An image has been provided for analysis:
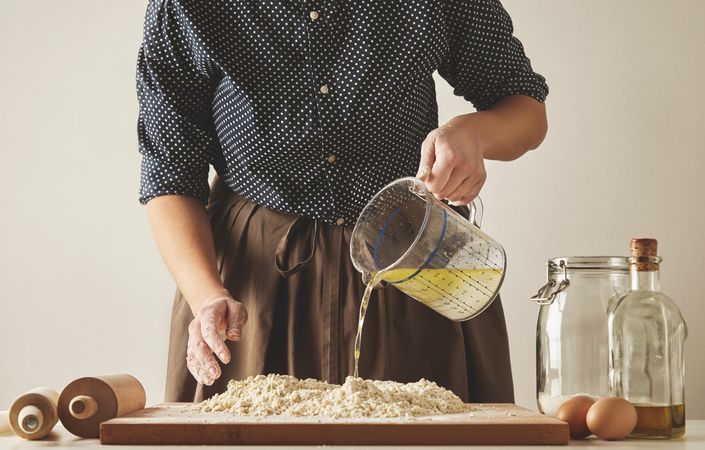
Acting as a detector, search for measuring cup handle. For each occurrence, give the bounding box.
[467,196,484,228]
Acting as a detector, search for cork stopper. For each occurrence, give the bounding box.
[630,238,659,271]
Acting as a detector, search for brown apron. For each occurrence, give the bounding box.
[165,176,514,403]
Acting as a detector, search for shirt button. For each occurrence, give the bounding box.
[310,10,319,20]
[336,217,345,226]
[319,84,329,94]
[326,154,337,163]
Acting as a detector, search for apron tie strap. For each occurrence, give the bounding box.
[275,216,319,277]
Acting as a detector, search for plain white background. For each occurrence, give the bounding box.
[1,0,703,418]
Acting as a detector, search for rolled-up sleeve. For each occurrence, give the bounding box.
[438,0,549,111]
[136,0,217,205]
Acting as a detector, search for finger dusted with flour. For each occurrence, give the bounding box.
[187,295,248,385]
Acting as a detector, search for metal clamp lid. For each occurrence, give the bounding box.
[531,260,570,305]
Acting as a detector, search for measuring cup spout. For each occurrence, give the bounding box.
[361,271,387,288]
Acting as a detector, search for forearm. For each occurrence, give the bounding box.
[146,195,227,316]
[452,95,548,162]
[417,94,548,203]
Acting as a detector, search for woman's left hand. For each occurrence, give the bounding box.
[416,113,490,206]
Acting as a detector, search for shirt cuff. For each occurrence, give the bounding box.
[138,154,210,206]
[471,72,549,111]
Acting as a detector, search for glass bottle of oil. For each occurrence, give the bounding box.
[608,238,687,438]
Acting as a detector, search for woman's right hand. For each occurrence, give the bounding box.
[187,295,248,385]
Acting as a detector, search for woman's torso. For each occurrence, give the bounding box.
[182,0,452,224]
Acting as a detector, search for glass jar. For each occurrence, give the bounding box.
[532,257,630,416]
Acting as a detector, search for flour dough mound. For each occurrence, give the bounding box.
[198,374,473,418]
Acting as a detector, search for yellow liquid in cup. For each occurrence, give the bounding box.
[353,268,502,378]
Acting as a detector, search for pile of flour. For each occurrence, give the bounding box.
[197,374,472,418]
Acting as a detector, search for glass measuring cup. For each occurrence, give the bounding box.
[350,177,506,321]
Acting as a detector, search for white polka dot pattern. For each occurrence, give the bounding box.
[136,0,548,225]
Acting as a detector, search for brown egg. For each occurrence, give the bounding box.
[586,397,637,440]
[555,396,595,439]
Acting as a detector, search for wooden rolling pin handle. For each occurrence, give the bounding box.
[69,395,98,420]
[8,387,60,440]
[18,405,44,434]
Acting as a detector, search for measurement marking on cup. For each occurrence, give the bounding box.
[384,268,503,318]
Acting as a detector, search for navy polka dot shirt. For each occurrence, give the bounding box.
[136,0,548,226]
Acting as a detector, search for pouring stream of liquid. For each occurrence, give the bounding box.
[353,272,385,378]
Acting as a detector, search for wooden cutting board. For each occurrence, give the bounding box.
[100,403,568,445]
